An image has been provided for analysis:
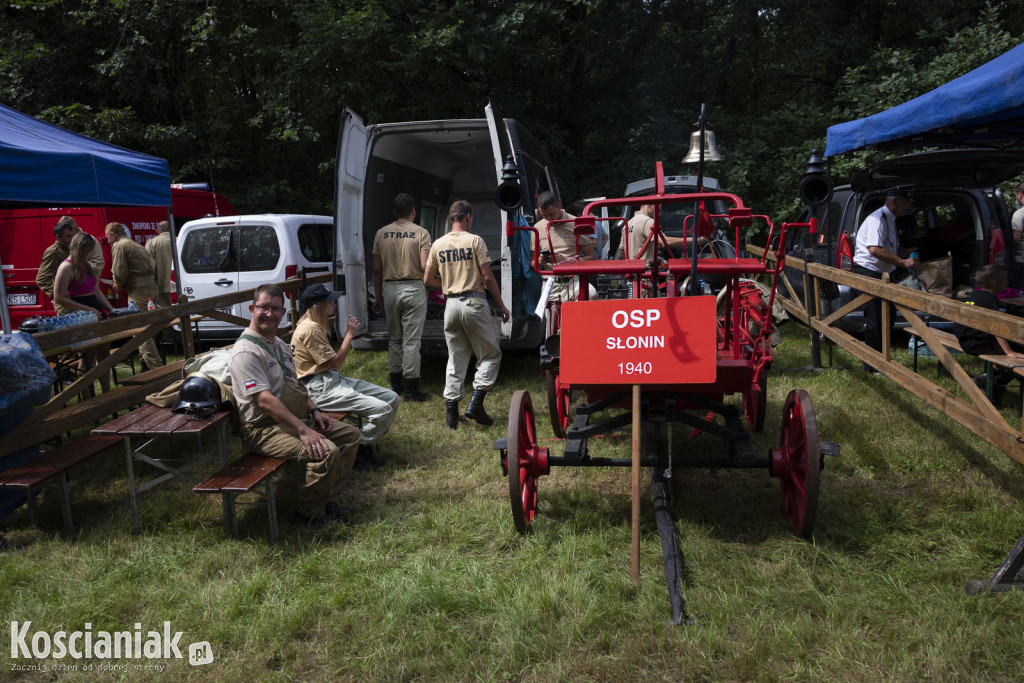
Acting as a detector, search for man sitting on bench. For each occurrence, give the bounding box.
[952,265,1024,391]
[228,284,360,529]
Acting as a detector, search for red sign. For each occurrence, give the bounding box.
[559,296,718,385]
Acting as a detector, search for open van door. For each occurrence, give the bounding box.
[335,108,369,333]
[485,101,517,339]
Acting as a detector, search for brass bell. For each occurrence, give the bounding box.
[682,129,723,163]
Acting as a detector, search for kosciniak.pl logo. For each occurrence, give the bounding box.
[10,621,213,667]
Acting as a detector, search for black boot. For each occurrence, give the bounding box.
[389,372,404,394]
[353,444,383,471]
[464,389,494,426]
[404,377,429,402]
[445,399,460,430]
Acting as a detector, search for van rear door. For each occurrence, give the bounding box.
[335,108,370,333]
[485,102,516,337]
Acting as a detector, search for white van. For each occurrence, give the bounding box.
[177,214,333,337]
[334,103,560,352]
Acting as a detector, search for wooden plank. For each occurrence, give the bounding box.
[0,379,171,457]
[221,456,287,492]
[119,359,187,386]
[92,402,163,435]
[0,435,123,488]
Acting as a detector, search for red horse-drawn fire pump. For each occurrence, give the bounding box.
[494,145,837,623]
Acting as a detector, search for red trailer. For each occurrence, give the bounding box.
[1,184,235,328]
[496,160,837,623]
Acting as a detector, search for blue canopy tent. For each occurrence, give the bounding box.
[0,102,172,332]
[825,41,1024,156]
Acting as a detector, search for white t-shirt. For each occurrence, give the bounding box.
[1012,207,1024,266]
[853,205,899,274]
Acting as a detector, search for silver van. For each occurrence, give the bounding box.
[177,214,332,337]
[333,104,559,352]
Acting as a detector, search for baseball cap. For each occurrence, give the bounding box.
[300,284,343,306]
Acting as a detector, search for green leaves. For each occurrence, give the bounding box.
[0,0,1021,215]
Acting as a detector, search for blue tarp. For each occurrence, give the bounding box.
[826,41,1024,156]
[0,102,171,206]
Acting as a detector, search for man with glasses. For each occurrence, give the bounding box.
[228,284,360,529]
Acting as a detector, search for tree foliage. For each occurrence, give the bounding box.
[1,0,1022,220]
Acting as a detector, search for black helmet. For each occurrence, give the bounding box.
[172,373,221,416]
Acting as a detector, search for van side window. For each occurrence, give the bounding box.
[181,227,235,273]
[297,223,333,262]
[239,225,281,272]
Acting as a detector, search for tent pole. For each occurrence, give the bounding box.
[167,208,195,357]
[0,232,12,333]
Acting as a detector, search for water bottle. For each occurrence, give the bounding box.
[127,300,139,313]
[147,298,156,311]
[909,250,918,275]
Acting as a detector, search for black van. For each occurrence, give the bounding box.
[333,104,558,351]
[786,149,1024,332]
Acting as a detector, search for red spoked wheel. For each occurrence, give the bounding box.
[545,370,571,438]
[770,389,820,538]
[743,371,767,432]
[507,390,549,533]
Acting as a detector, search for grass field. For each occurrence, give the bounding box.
[2,322,1023,681]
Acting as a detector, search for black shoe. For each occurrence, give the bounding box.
[355,444,384,471]
[293,511,332,529]
[445,399,460,430]
[403,378,429,402]
[464,389,494,426]
[389,372,404,394]
[324,502,353,520]
[973,373,988,390]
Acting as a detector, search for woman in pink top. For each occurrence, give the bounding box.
[54,232,115,391]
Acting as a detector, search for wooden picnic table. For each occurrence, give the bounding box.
[93,403,233,535]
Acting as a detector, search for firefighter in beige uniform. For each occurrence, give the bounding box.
[372,193,432,401]
[424,200,510,429]
[105,221,164,370]
[532,190,596,302]
[229,284,360,528]
[145,221,174,308]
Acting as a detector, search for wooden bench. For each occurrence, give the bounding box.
[194,452,288,542]
[978,354,1024,408]
[190,411,353,541]
[906,327,963,375]
[0,434,123,532]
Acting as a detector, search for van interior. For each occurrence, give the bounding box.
[858,191,981,291]
[363,125,503,267]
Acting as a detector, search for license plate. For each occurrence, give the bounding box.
[6,293,37,306]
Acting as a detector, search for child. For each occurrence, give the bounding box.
[952,264,1024,389]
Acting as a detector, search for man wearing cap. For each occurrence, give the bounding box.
[229,283,360,528]
[106,221,164,370]
[293,283,399,471]
[424,200,510,429]
[852,189,917,369]
[36,216,105,314]
[372,193,432,402]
